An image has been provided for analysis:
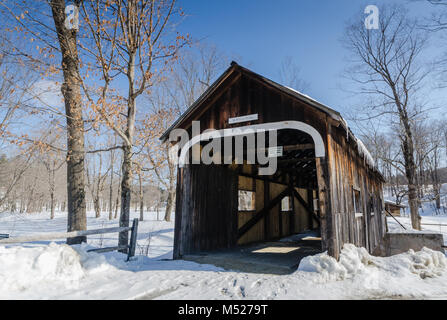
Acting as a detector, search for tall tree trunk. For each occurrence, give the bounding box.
[119,145,132,252]
[402,122,421,230]
[164,159,176,222]
[50,192,55,220]
[94,197,101,218]
[49,166,56,220]
[433,151,441,211]
[114,166,121,219]
[139,173,144,221]
[118,50,136,252]
[50,0,87,244]
[164,189,175,222]
[435,186,441,211]
[114,194,120,219]
[109,152,114,220]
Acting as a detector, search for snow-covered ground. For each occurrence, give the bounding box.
[385,183,447,217]
[1,210,447,300]
[385,183,447,246]
[0,210,173,259]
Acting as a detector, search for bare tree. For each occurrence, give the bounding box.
[48,0,88,243]
[165,43,227,111]
[108,144,120,220]
[140,104,177,222]
[0,150,37,210]
[76,0,186,251]
[142,44,225,221]
[424,120,446,212]
[39,133,65,219]
[86,152,110,218]
[278,56,309,92]
[424,1,447,32]
[1,0,89,241]
[344,5,430,229]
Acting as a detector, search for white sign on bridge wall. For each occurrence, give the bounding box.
[268,146,283,158]
[228,114,258,124]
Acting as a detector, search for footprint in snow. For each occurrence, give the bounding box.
[220,288,230,296]
[236,286,246,298]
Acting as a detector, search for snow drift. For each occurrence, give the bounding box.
[0,243,114,293]
[1,241,446,299]
[298,244,447,282]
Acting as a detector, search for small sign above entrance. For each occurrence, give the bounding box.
[228,114,258,124]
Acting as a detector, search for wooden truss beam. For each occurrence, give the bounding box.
[237,187,291,239]
[278,157,316,165]
[292,188,320,226]
[283,143,315,152]
[249,143,314,153]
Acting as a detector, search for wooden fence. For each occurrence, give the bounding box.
[0,219,139,261]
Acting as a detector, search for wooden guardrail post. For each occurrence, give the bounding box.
[127,218,139,261]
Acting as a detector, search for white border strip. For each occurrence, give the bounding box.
[178,120,326,168]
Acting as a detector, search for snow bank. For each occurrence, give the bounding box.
[1,240,447,300]
[298,244,447,282]
[298,244,375,281]
[0,243,115,293]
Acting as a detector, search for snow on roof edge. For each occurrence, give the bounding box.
[285,86,379,174]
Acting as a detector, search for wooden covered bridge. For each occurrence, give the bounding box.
[161,62,386,261]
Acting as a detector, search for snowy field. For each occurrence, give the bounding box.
[1,210,447,300]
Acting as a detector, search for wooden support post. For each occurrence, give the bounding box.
[307,189,315,230]
[264,180,270,240]
[279,202,283,238]
[173,167,185,259]
[316,156,335,259]
[289,187,295,235]
[127,218,139,261]
[292,188,320,225]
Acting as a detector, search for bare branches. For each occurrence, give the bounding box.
[344,4,431,229]
[278,56,309,93]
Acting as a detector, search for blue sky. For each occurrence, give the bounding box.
[177,0,445,131]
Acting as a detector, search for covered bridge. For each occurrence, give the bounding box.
[161,62,386,260]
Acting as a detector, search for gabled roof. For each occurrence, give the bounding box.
[160,62,383,179]
[160,61,347,142]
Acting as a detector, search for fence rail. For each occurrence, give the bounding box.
[0,219,139,261]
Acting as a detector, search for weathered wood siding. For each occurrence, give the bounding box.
[173,165,238,258]
[326,125,386,257]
